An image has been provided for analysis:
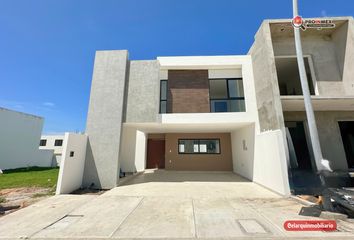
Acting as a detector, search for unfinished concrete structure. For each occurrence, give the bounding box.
[249,17,354,172]
[77,16,354,194]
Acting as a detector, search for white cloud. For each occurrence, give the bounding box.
[42,102,55,107]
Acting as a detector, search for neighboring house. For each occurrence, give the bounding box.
[0,107,54,170]
[57,16,354,195]
[248,17,354,191]
[39,135,65,166]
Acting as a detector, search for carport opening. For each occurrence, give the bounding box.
[147,132,234,172]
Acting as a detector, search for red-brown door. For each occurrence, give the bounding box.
[147,139,165,169]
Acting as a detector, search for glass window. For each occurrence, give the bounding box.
[54,139,63,146]
[209,80,228,99]
[159,80,168,113]
[209,78,245,112]
[230,99,245,112]
[199,140,220,153]
[160,101,167,114]
[160,80,167,100]
[39,139,47,146]
[228,79,244,98]
[210,100,228,112]
[178,139,220,154]
[178,140,199,153]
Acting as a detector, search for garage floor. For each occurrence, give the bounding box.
[0,170,354,239]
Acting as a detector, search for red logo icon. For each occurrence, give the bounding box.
[292,15,305,30]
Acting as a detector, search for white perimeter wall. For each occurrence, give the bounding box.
[231,126,290,195]
[56,133,88,194]
[253,130,290,195]
[0,108,53,170]
[231,124,255,180]
[119,126,146,173]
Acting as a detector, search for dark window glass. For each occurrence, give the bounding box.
[178,139,220,154]
[160,101,167,114]
[54,139,63,146]
[39,139,47,146]
[209,78,245,112]
[159,80,167,113]
[199,140,220,153]
[160,80,167,100]
[209,80,228,99]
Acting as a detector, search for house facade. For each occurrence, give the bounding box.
[40,135,65,166]
[79,16,354,195]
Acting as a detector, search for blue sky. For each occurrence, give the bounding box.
[0,0,353,134]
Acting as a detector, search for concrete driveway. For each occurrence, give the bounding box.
[1,170,354,239]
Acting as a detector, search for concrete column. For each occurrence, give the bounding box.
[83,50,129,189]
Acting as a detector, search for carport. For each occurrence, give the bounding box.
[111,170,278,198]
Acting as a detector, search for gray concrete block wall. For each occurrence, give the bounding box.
[283,111,354,171]
[342,17,354,95]
[248,21,285,132]
[83,50,129,189]
[270,18,354,96]
[125,60,160,123]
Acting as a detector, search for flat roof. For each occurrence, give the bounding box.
[0,107,43,119]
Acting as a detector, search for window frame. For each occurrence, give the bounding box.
[39,139,47,146]
[54,139,63,147]
[209,78,245,112]
[159,80,168,113]
[178,138,221,154]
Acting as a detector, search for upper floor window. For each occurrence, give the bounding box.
[39,139,47,146]
[54,139,63,146]
[159,80,167,113]
[209,78,245,112]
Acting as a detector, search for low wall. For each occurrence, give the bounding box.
[119,127,146,173]
[231,124,255,180]
[56,133,88,194]
[253,129,290,195]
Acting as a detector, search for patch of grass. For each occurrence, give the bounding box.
[0,167,59,190]
[0,196,6,203]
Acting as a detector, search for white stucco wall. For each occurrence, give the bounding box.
[231,124,255,180]
[56,133,88,194]
[0,107,53,170]
[253,130,291,195]
[39,135,64,153]
[135,130,147,171]
[119,126,146,173]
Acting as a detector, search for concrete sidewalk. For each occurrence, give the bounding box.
[0,171,354,239]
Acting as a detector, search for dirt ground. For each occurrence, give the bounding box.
[0,187,106,217]
[0,187,53,216]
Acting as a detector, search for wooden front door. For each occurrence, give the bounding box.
[147,139,165,169]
